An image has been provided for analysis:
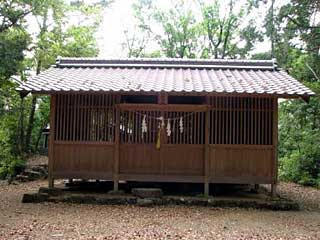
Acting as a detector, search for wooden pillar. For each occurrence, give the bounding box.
[113,104,120,191]
[48,94,56,189]
[271,97,278,196]
[158,93,167,173]
[158,92,168,105]
[68,179,74,185]
[204,103,210,197]
[271,183,277,196]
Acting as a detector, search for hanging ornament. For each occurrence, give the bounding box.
[179,117,184,133]
[158,116,165,128]
[156,127,161,150]
[166,118,171,137]
[141,114,147,137]
[172,119,176,133]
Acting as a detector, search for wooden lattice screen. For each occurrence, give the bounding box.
[208,96,274,145]
[120,110,160,144]
[54,94,118,142]
[54,94,273,145]
[119,110,205,144]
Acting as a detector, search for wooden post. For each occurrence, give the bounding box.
[48,94,56,189]
[271,183,277,196]
[271,97,278,196]
[113,104,120,191]
[68,179,74,185]
[204,103,210,197]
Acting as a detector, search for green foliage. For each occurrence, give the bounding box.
[0,28,30,85]
[253,0,320,187]
[128,0,263,59]
[278,90,320,187]
[1,0,319,187]
[122,0,154,57]
[154,1,199,58]
[0,106,25,179]
[0,155,25,180]
[199,0,262,58]
[0,0,106,179]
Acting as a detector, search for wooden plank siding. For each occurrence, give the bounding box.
[48,94,56,188]
[50,93,277,185]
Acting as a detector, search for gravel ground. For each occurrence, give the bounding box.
[25,155,48,167]
[0,181,319,240]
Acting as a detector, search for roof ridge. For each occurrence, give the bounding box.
[55,57,277,70]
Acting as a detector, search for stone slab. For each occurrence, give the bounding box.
[22,188,299,210]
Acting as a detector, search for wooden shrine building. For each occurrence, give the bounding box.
[18,58,314,195]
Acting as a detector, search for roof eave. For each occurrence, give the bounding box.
[21,89,316,100]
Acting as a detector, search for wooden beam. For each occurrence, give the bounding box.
[48,94,56,188]
[27,90,313,100]
[158,92,168,104]
[118,103,208,112]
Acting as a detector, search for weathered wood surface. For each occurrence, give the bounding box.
[50,93,277,186]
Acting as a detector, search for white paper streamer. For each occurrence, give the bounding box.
[179,117,183,133]
[142,114,147,134]
[166,118,171,137]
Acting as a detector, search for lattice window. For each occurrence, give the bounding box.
[119,110,205,144]
[209,96,274,145]
[54,94,118,142]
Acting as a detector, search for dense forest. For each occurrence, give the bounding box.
[0,0,319,187]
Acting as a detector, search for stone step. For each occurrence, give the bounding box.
[15,167,48,182]
[132,188,163,199]
[30,165,48,174]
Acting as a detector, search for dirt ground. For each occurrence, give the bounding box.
[0,180,319,240]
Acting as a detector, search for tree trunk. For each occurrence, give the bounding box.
[25,95,37,152]
[24,57,42,152]
[270,0,275,58]
[34,127,43,152]
[24,9,49,153]
[35,122,48,152]
[18,94,25,154]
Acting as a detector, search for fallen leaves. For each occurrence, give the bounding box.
[0,180,319,240]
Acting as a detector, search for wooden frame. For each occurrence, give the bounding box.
[48,93,279,196]
[48,94,56,188]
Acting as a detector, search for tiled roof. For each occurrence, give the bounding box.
[18,57,315,97]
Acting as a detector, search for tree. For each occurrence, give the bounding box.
[128,0,262,59]
[199,0,262,59]
[0,0,36,33]
[154,1,199,58]
[122,0,154,57]
[23,0,106,153]
[0,1,35,159]
[261,0,320,187]
[0,0,110,178]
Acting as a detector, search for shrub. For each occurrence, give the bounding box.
[0,155,25,180]
[278,95,320,188]
[0,126,25,180]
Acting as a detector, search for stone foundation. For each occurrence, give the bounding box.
[22,187,299,211]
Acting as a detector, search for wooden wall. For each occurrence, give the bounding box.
[49,93,277,185]
[53,142,114,179]
[209,145,273,183]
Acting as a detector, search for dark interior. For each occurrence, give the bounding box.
[168,96,206,104]
[120,95,158,104]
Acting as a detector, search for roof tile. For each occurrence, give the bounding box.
[17,58,315,97]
